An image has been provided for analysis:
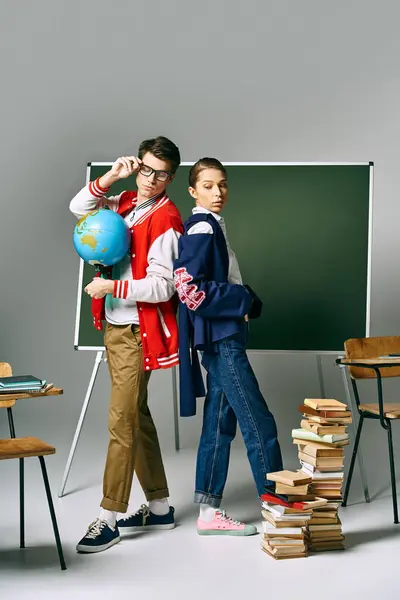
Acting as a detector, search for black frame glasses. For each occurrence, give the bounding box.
[139,164,171,182]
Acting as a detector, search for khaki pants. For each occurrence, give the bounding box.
[101,323,169,513]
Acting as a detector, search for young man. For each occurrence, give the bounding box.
[174,157,283,535]
[70,136,183,553]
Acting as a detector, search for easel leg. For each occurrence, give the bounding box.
[340,365,370,503]
[58,351,104,497]
[316,355,326,398]
[172,366,180,451]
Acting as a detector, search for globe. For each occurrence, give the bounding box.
[73,208,131,267]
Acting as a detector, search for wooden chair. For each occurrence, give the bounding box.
[0,437,66,569]
[340,336,400,524]
[0,362,66,569]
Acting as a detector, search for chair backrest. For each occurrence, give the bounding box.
[345,336,400,379]
[0,363,12,377]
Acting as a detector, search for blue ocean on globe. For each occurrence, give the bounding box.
[73,208,131,267]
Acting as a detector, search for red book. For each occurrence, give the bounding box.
[261,492,305,510]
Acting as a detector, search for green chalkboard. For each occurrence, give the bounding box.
[74,163,371,352]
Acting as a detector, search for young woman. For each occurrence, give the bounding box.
[174,158,283,535]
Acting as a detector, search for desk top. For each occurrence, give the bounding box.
[337,357,400,367]
[0,387,63,408]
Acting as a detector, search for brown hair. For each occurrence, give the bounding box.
[138,136,181,174]
[189,157,227,188]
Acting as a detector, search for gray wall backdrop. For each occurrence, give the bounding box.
[1,0,399,500]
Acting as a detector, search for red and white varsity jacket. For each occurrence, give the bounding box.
[70,178,184,371]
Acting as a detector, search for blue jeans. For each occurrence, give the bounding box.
[194,326,283,508]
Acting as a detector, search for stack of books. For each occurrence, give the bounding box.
[292,398,351,552]
[260,470,328,560]
[0,375,50,394]
[304,500,343,552]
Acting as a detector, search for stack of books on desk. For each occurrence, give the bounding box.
[292,398,351,552]
[0,375,49,394]
[260,470,324,560]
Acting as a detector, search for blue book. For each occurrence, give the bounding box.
[0,375,46,389]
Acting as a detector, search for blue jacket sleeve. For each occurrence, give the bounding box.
[174,232,252,319]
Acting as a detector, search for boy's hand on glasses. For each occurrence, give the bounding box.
[111,156,143,180]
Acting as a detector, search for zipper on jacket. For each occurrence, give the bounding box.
[157,307,171,338]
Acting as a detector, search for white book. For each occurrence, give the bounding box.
[262,522,305,535]
[300,460,316,472]
[262,504,286,517]
[262,511,312,522]
[262,501,311,515]
[262,502,314,518]
[300,460,344,474]
[300,466,344,480]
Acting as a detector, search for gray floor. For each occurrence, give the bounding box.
[1,444,400,600]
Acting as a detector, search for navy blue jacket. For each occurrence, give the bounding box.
[173,213,252,417]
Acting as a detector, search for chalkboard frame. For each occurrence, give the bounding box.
[73,162,373,354]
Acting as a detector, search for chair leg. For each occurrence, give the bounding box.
[386,420,399,524]
[38,456,67,570]
[342,413,365,507]
[7,407,25,547]
[20,458,25,548]
[7,407,16,437]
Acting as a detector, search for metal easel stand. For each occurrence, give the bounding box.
[315,355,370,503]
[58,352,181,498]
[58,351,105,497]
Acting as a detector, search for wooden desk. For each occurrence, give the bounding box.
[0,388,63,408]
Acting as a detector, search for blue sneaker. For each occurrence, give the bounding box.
[76,518,120,553]
[117,504,175,533]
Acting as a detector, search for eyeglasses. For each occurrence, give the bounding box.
[139,164,171,182]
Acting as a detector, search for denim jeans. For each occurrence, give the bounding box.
[194,325,283,507]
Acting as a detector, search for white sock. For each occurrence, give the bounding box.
[99,508,117,527]
[199,504,217,522]
[149,498,170,516]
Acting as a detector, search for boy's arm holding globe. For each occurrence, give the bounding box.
[70,156,181,301]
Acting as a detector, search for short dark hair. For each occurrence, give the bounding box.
[138,136,181,174]
[189,157,227,188]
